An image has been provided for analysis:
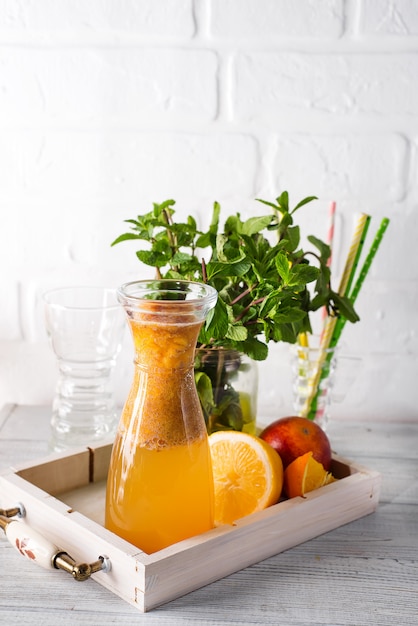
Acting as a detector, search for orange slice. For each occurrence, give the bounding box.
[208,431,283,526]
[283,451,337,498]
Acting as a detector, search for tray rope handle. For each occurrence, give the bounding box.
[0,503,111,581]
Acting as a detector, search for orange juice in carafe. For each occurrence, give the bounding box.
[105,280,217,554]
[106,433,213,553]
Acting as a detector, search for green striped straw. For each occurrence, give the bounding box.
[329,217,390,350]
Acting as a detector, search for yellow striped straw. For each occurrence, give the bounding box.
[337,213,370,302]
[319,316,337,353]
[296,331,310,370]
[298,332,308,347]
[320,212,369,354]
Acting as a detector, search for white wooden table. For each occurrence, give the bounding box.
[0,403,417,625]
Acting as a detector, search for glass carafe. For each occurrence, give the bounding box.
[105,279,218,554]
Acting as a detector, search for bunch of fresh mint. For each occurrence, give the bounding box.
[112,192,359,361]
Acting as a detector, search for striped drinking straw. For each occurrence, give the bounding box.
[321,201,337,328]
[326,201,336,267]
[335,213,371,301]
[329,217,390,350]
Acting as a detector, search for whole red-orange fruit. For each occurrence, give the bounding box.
[259,416,332,470]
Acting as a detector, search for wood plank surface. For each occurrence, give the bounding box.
[0,404,417,625]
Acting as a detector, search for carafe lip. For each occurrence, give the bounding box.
[118,279,218,309]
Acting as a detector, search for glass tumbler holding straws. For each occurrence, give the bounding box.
[44,286,125,451]
[290,337,338,431]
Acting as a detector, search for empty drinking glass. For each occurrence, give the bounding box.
[43,286,125,451]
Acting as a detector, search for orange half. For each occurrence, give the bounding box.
[209,431,283,526]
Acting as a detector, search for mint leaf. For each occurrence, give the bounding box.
[241,215,273,236]
[332,292,360,323]
[276,191,289,213]
[291,196,318,213]
[226,324,248,341]
[308,234,331,262]
[288,264,319,287]
[275,252,290,283]
[200,298,229,343]
[171,251,193,265]
[194,371,214,417]
[136,249,169,267]
[206,259,251,280]
[240,337,268,361]
[111,232,141,246]
[286,225,300,251]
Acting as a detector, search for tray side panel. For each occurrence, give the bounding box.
[89,443,113,482]
[11,440,114,495]
[15,452,91,495]
[141,469,381,611]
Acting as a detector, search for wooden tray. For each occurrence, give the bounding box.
[0,442,381,612]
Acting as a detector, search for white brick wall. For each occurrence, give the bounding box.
[233,53,418,118]
[0,0,417,424]
[0,49,218,122]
